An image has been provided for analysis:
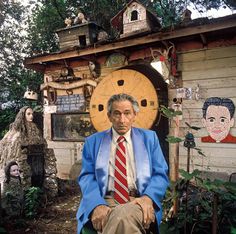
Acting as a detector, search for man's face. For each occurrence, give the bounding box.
[108,100,136,135]
[202,105,234,142]
[25,108,34,122]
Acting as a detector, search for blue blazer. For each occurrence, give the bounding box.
[76,127,169,234]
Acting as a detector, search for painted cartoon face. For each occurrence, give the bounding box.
[25,108,34,122]
[202,105,234,142]
[10,165,20,177]
[108,100,136,135]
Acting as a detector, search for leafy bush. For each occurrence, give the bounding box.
[161,170,236,234]
[24,187,43,219]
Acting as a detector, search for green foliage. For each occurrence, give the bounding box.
[0,226,7,233]
[0,1,43,137]
[4,191,24,217]
[24,187,43,219]
[161,170,236,234]
[187,0,236,12]
[160,105,182,119]
[231,227,236,234]
[75,0,128,34]
[166,135,183,143]
[12,218,27,229]
[151,0,236,28]
[0,1,26,102]
[26,0,66,54]
[152,0,183,27]
[0,108,16,139]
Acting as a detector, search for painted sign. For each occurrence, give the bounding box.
[201,97,236,143]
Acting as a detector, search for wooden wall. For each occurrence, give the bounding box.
[42,43,236,181]
[169,45,236,181]
[43,61,124,179]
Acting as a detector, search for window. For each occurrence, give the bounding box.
[131,10,138,21]
[52,113,96,141]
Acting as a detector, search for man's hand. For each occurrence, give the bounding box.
[131,195,155,229]
[91,205,111,232]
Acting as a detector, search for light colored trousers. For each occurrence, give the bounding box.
[101,197,146,234]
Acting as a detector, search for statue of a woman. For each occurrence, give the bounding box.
[2,161,24,217]
[0,106,58,198]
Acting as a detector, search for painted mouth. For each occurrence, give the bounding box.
[212,130,222,134]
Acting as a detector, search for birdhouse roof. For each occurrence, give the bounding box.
[110,0,160,32]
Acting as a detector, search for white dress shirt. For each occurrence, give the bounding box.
[107,128,137,192]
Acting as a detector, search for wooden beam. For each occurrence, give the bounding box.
[200,33,207,46]
[40,79,97,90]
[24,15,236,66]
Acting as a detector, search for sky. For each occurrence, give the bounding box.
[189,3,236,19]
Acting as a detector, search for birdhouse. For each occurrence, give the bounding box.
[23,88,38,100]
[111,0,161,38]
[56,22,103,51]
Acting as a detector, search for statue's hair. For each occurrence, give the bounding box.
[10,106,32,135]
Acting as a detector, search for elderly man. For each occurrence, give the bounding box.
[77,93,169,234]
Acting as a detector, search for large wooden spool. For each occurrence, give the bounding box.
[90,69,158,131]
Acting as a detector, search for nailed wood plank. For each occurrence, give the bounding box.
[201,87,236,98]
[183,77,236,89]
[169,87,236,101]
[179,98,236,109]
[178,45,236,62]
[179,56,236,72]
[181,66,236,80]
[179,144,236,157]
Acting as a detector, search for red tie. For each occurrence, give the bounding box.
[114,136,129,204]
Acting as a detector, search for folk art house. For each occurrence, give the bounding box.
[24,0,236,183]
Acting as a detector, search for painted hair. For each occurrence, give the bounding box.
[202,97,235,119]
[107,93,139,114]
[10,106,33,134]
[4,161,21,184]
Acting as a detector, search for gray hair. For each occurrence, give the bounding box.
[107,93,139,114]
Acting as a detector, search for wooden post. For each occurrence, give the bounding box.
[187,147,190,173]
[212,194,218,234]
[184,147,191,234]
[173,117,180,215]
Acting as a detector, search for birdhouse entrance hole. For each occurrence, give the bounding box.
[79,35,86,47]
[131,11,138,21]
